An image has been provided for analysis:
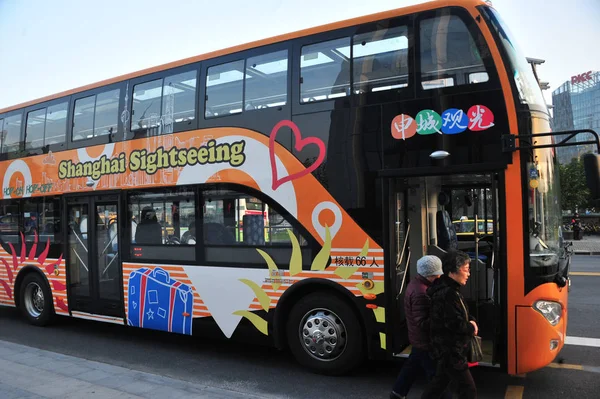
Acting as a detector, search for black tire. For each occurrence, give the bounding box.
[19,272,55,326]
[286,291,364,375]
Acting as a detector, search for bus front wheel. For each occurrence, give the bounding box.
[19,273,54,326]
[286,291,364,375]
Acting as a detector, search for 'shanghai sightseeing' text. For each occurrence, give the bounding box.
[58,139,247,180]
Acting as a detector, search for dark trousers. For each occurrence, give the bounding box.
[391,347,451,399]
[421,360,477,399]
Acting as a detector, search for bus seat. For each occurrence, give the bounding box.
[135,207,162,244]
[461,257,493,301]
[181,221,196,244]
[243,215,265,245]
[204,222,236,245]
[436,192,458,251]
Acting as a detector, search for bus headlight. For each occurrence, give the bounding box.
[533,300,562,326]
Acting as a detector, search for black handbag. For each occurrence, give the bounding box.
[459,297,483,363]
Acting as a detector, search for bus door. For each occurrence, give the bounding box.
[385,177,411,355]
[66,194,122,317]
[386,172,503,365]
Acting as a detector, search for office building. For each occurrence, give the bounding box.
[551,70,600,164]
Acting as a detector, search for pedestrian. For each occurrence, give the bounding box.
[421,250,478,399]
[390,255,451,399]
[573,213,583,240]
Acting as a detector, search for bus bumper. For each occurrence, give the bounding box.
[515,291,568,374]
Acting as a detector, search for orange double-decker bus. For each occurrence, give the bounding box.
[1,0,599,376]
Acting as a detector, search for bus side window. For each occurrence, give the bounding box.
[300,37,351,103]
[352,24,409,94]
[132,70,197,137]
[205,60,244,118]
[244,50,288,111]
[1,113,22,155]
[419,14,489,89]
[25,101,68,151]
[73,89,120,141]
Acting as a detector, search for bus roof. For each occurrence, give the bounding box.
[0,0,491,115]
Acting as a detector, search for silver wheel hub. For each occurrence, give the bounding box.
[299,308,347,361]
[24,282,44,318]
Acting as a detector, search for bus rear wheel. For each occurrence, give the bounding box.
[286,292,364,375]
[19,273,54,326]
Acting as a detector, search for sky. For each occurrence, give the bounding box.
[0,0,598,110]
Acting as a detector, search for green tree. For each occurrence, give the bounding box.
[559,158,592,212]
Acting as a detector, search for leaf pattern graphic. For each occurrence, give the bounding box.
[311,225,331,271]
[287,229,302,276]
[239,278,271,311]
[359,238,369,257]
[334,265,357,279]
[233,310,268,336]
[256,249,281,291]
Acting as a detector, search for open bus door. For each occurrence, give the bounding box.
[385,178,411,355]
[385,171,504,367]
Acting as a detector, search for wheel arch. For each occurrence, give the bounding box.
[272,278,378,356]
[14,265,53,310]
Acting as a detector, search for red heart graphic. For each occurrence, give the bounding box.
[269,120,326,191]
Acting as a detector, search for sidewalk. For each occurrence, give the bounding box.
[0,340,266,399]
[569,235,600,255]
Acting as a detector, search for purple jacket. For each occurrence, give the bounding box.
[404,274,433,351]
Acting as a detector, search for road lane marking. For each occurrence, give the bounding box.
[570,271,600,276]
[566,336,600,347]
[504,385,524,399]
[548,363,600,374]
[547,362,583,370]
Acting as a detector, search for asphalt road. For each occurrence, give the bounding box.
[0,255,599,398]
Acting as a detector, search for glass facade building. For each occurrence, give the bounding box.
[551,71,600,164]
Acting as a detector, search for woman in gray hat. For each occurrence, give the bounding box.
[390,255,450,399]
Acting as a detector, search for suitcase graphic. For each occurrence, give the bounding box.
[127,267,193,335]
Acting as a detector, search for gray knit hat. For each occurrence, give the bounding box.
[417,255,443,277]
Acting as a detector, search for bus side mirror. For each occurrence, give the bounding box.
[583,153,600,202]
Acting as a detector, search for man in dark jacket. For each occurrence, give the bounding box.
[422,250,478,399]
[390,255,450,399]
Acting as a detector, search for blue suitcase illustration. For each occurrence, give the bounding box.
[127,267,193,335]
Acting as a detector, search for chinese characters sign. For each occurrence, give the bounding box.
[390,105,495,140]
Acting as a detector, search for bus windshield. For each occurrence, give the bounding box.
[481,7,546,109]
[527,150,563,267]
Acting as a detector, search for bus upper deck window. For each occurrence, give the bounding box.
[25,102,68,150]
[73,89,120,141]
[45,102,68,145]
[132,80,162,132]
[245,50,288,111]
[26,108,46,150]
[1,113,22,154]
[419,14,489,89]
[132,71,197,134]
[205,60,244,118]
[300,37,350,103]
[163,70,197,126]
[352,25,409,94]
